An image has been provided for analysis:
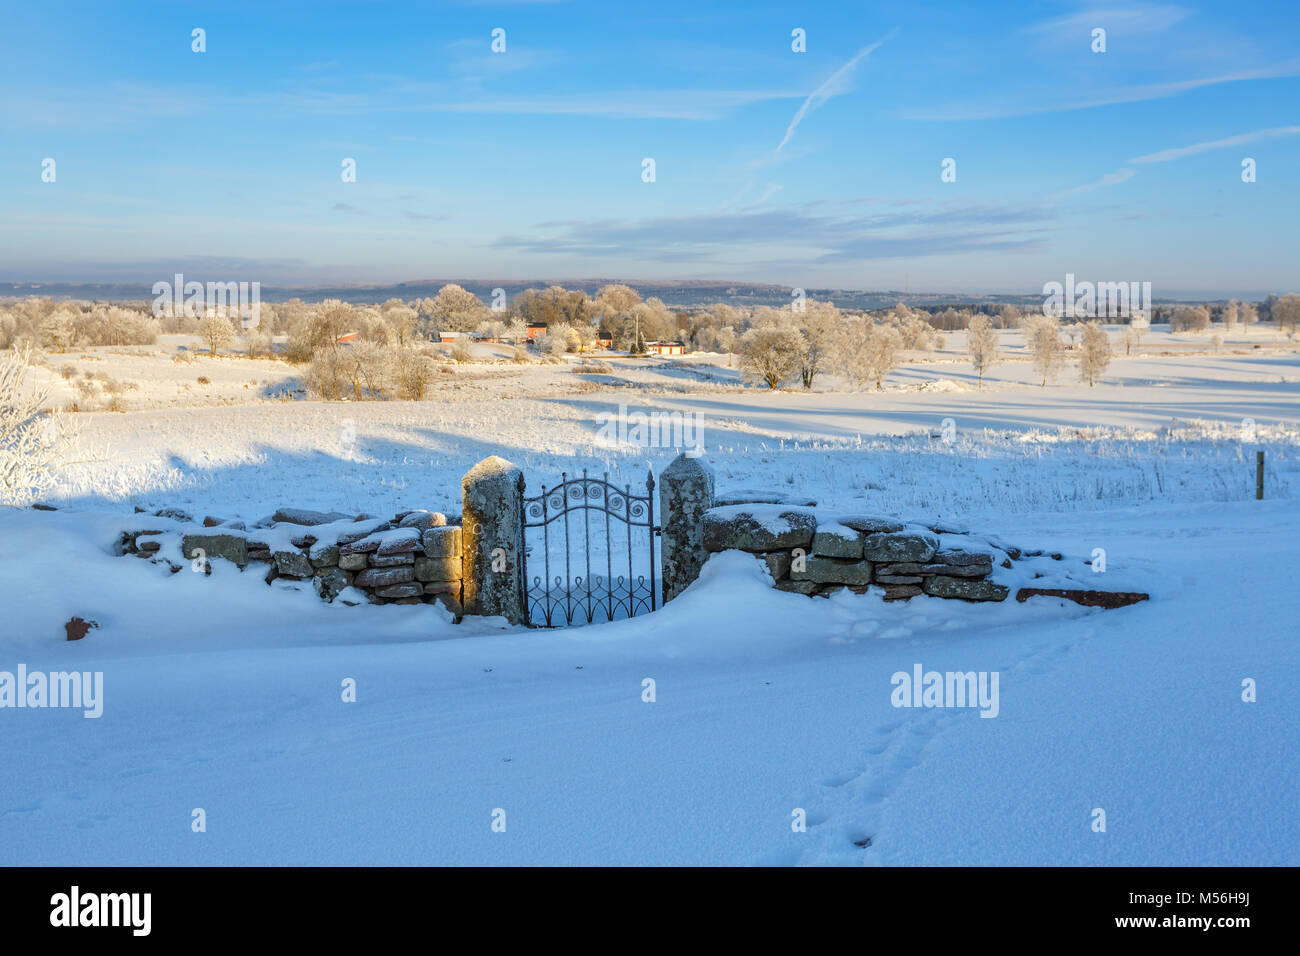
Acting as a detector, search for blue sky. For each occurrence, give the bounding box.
[1,0,1297,295]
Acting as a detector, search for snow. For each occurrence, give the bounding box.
[2,336,1298,865]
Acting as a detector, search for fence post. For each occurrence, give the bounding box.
[659,453,715,603]
[1256,449,1265,500]
[462,456,524,624]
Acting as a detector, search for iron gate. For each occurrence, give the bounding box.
[517,469,657,627]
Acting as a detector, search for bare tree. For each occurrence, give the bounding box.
[739,325,806,389]
[1078,321,1112,386]
[966,314,999,387]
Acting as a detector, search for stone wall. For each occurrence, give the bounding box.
[698,503,1011,602]
[119,506,465,616]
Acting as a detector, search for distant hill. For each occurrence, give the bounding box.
[0,278,1218,310]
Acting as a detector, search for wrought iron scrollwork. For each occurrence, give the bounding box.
[518,468,657,627]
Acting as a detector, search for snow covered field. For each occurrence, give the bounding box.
[3,335,1298,865]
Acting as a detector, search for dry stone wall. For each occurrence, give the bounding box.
[699,504,1011,602]
[118,507,465,616]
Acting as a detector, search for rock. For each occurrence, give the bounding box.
[774,579,820,594]
[180,533,248,568]
[341,527,421,556]
[263,565,278,586]
[398,510,447,531]
[313,567,352,602]
[430,593,464,618]
[1014,588,1148,609]
[791,556,872,586]
[273,550,314,579]
[875,574,923,585]
[272,508,351,526]
[881,584,923,601]
[920,564,988,578]
[338,552,368,571]
[837,515,905,534]
[32,502,57,511]
[370,553,415,567]
[414,556,462,582]
[713,489,817,507]
[862,530,939,564]
[290,533,318,549]
[923,576,1009,602]
[376,583,424,599]
[65,617,99,641]
[758,552,791,581]
[337,523,391,545]
[700,505,817,553]
[154,507,192,522]
[354,566,415,588]
[376,529,422,555]
[812,522,863,559]
[422,526,462,558]
[659,453,716,603]
[309,544,339,569]
[202,516,226,527]
[423,581,461,595]
[246,547,271,562]
[136,538,162,553]
[931,549,994,568]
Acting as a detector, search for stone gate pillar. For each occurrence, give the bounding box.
[659,453,715,603]
[461,455,524,624]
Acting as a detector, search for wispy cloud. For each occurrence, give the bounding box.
[494,199,1050,263]
[774,29,899,152]
[904,60,1300,122]
[1128,125,1300,163]
[1049,167,1137,202]
[1023,3,1189,37]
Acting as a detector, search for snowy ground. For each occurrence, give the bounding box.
[2,333,1298,865]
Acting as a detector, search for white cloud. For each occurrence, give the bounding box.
[1128,125,1300,163]
[774,29,899,152]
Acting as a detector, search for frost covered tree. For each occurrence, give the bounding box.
[1026,314,1065,386]
[832,318,902,391]
[1273,294,1300,336]
[797,300,840,389]
[1078,321,1112,386]
[431,284,489,333]
[1,348,76,507]
[739,325,806,389]
[966,314,999,387]
[197,314,236,356]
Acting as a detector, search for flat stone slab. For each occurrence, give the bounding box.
[836,515,905,534]
[354,566,415,588]
[862,530,939,564]
[812,522,864,559]
[1015,588,1149,609]
[701,505,817,553]
[791,556,872,586]
[180,533,248,568]
[714,489,817,507]
[273,508,353,526]
[923,576,1009,602]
